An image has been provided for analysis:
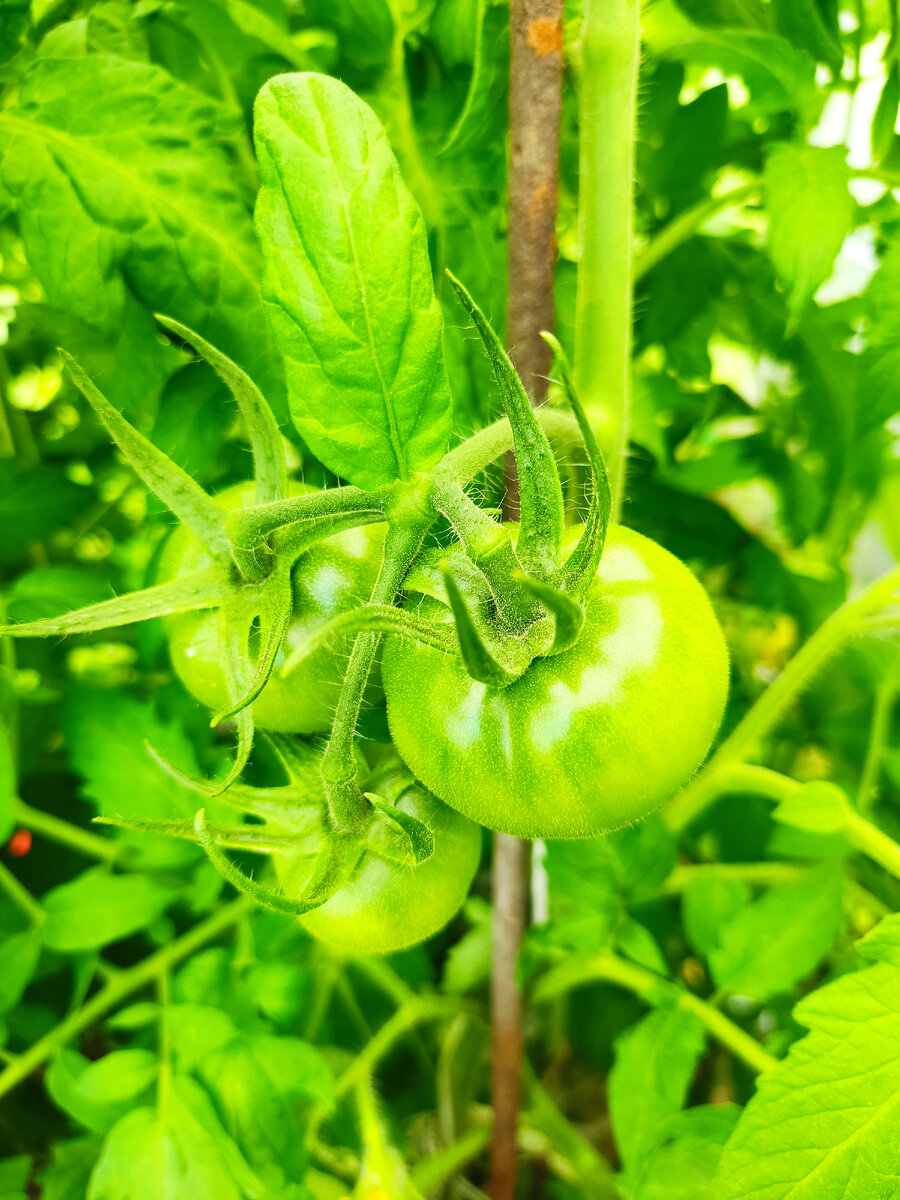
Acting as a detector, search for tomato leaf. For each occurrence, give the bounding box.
[254,72,453,489]
[0,55,284,422]
[42,869,178,953]
[609,1007,707,1177]
[764,143,854,314]
[712,963,900,1199]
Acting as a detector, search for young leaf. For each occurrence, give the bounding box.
[712,963,900,1199]
[254,72,453,489]
[764,143,853,313]
[87,1076,257,1200]
[857,912,900,969]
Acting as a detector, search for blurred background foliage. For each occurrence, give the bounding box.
[0,1,898,1197]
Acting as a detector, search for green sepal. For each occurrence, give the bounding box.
[541,332,612,598]
[365,792,435,865]
[210,567,294,726]
[280,602,456,677]
[446,272,564,579]
[210,609,256,795]
[513,571,585,654]
[0,569,234,639]
[194,808,355,916]
[442,565,519,689]
[94,813,308,855]
[145,740,322,829]
[60,351,231,562]
[156,316,287,507]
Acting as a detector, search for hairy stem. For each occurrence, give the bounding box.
[0,896,253,1100]
[321,518,431,831]
[574,0,640,520]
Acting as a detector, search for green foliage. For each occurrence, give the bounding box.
[0,3,897,1199]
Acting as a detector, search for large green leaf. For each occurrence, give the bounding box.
[0,54,284,420]
[87,1077,254,1200]
[764,143,854,313]
[254,72,453,488]
[713,963,900,1199]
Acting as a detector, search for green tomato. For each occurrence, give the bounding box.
[382,525,729,839]
[274,786,481,954]
[159,483,385,733]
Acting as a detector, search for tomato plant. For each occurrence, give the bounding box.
[0,3,898,1200]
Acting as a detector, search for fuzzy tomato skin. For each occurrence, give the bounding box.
[382,525,729,839]
[274,788,481,954]
[158,483,386,734]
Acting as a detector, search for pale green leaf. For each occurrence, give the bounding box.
[713,963,900,1199]
[87,1078,250,1200]
[254,72,452,488]
[634,1105,741,1200]
[858,912,900,969]
[764,143,854,313]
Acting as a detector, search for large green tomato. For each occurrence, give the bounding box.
[274,786,482,954]
[382,525,729,839]
[159,483,385,733]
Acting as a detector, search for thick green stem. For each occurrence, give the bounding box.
[321,518,431,831]
[574,0,640,520]
[0,896,253,1100]
[661,860,809,894]
[664,763,900,884]
[534,951,777,1076]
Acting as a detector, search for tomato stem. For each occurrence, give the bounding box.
[574,0,641,520]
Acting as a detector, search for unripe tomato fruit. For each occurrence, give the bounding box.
[382,525,729,839]
[274,787,481,954]
[158,483,386,733]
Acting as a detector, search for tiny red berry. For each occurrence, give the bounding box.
[6,829,32,858]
